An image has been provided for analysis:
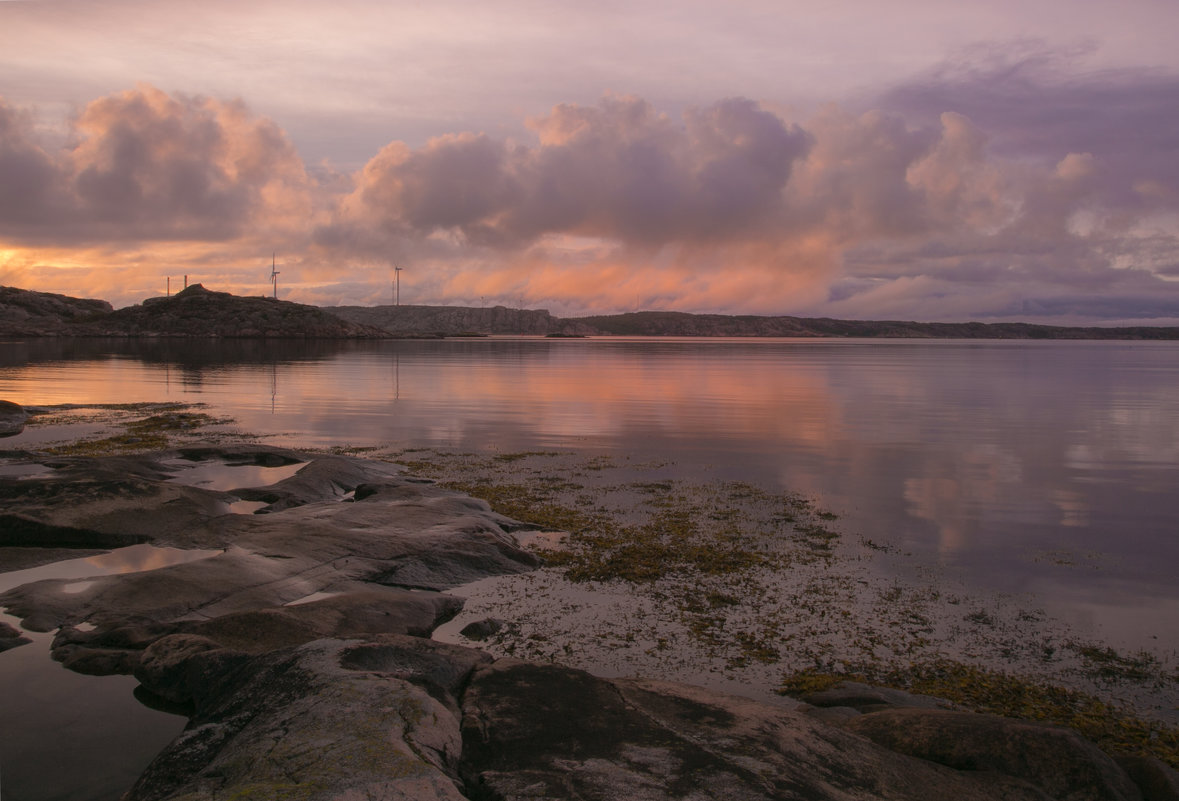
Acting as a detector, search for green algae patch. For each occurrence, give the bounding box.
[389,446,1177,752]
[438,472,822,586]
[1069,643,1165,683]
[39,406,234,456]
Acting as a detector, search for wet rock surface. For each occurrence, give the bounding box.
[0,447,539,640]
[0,619,31,651]
[0,446,1170,800]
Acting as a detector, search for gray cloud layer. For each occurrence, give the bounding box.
[2,61,1177,322]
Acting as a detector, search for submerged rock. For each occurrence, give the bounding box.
[459,617,506,641]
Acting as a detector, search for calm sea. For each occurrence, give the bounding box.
[1,336,1178,798]
[2,337,1177,646]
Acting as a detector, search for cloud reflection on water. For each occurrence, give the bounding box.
[2,338,1178,649]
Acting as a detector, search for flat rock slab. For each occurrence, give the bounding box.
[0,446,539,668]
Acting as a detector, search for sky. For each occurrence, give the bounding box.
[1,0,1178,323]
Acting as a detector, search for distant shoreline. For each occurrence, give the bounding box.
[4,284,1179,340]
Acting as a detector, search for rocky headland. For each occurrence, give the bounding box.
[0,285,114,336]
[1,439,1177,800]
[1,284,386,338]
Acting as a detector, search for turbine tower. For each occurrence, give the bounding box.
[270,253,280,299]
[394,265,403,306]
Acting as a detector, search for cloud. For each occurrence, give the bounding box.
[0,98,65,229]
[2,81,1178,322]
[0,85,313,246]
[882,43,1179,211]
[330,95,813,252]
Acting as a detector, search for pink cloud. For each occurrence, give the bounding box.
[333,95,812,251]
[2,81,1178,323]
[0,85,312,246]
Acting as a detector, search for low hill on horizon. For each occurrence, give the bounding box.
[565,310,1179,339]
[331,304,1179,340]
[0,285,113,336]
[1,284,385,338]
[3,284,1178,339]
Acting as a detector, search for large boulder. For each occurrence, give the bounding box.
[844,707,1144,801]
[460,659,1064,801]
[125,636,489,801]
[0,399,28,436]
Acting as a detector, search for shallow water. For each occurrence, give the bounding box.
[0,454,295,801]
[2,337,1175,653]
[1,336,1178,796]
[0,545,221,801]
[161,457,306,492]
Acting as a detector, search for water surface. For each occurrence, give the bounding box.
[2,337,1177,649]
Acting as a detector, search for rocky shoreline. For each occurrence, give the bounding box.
[0,407,1177,799]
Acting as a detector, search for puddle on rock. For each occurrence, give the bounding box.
[284,591,341,607]
[0,543,223,596]
[162,457,305,492]
[0,543,223,801]
[225,499,270,515]
[0,461,56,480]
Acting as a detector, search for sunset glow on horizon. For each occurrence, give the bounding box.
[2,0,1178,324]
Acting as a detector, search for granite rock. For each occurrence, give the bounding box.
[0,399,28,436]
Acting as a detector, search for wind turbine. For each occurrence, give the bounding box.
[394,265,403,306]
[270,253,280,298]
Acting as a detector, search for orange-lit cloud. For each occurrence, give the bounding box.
[2,73,1178,322]
[1,86,312,248]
